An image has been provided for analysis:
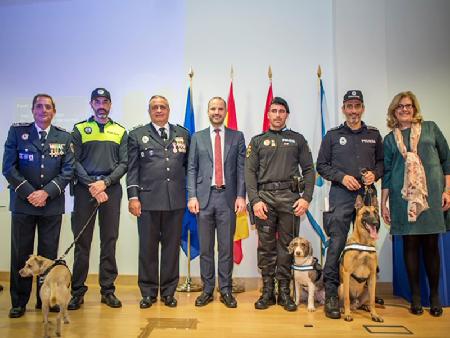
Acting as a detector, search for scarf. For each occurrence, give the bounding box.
[393,123,429,222]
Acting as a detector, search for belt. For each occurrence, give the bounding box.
[258,181,291,191]
[211,185,226,190]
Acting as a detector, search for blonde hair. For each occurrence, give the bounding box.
[386,91,423,129]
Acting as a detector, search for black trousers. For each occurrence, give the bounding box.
[10,213,62,307]
[322,185,363,297]
[255,190,300,283]
[71,183,122,297]
[137,209,184,298]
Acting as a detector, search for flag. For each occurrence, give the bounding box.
[180,86,200,260]
[305,72,330,255]
[262,83,273,132]
[225,81,249,264]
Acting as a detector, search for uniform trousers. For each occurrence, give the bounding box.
[10,213,62,307]
[137,209,184,298]
[322,185,362,297]
[71,183,122,297]
[255,189,300,283]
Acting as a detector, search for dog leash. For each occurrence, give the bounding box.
[58,201,100,261]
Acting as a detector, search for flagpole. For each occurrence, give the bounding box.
[317,64,324,266]
[177,67,202,293]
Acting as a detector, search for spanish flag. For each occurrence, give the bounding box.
[225,80,249,264]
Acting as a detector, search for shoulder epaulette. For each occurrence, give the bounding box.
[253,131,266,138]
[54,125,69,132]
[367,125,379,131]
[112,121,126,130]
[329,124,343,131]
[74,119,88,126]
[130,124,144,131]
[12,122,32,127]
[176,124,189,132]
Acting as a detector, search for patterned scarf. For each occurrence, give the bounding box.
[393,123,429,222]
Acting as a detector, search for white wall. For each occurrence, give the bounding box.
[1,0,448,283]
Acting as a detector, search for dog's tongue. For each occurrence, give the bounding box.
[369,225,379,240]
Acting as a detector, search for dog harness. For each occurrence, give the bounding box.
[38,259,69,286]
[291,257,322,283]
[341,243,377,284]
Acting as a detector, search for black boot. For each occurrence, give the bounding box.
[325,295,341,319]
[255,278,276,310]
[277,281,297,312]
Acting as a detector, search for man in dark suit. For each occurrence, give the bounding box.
[127,95,190,308]
[187,97,246,308]
[2,94,74,318]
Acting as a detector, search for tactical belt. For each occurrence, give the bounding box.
[258,181,291,191]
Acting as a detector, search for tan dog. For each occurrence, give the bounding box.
[338,193,383,322]
[288,237,325,311]
[19,255,71,338]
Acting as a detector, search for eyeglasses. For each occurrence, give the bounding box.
[344,103,362,110]
[396,104,414,110]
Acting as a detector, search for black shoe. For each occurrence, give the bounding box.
[220,292,237,308]
[0,284,4,292]
[9,306,26,318]
[161,295,177,308]
[325,296,341,319]
[254,293,276,310]
[68,296,84,310]
[430,306,443,317]
[375,296,384,305]
[277,293,297,312]
[140,296,157,309]
[101,293,122,308]
[410,303,423,315]
[195,292,213,307]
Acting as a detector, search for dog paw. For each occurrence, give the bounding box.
[307,306,316,312]
[360,304,370,312]
[64,318,70,324]
[344,315,353,322]
[371,314,383,322]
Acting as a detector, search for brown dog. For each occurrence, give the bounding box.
[338,193,383,322]
[288,237,325,311]
[19,255,71,338]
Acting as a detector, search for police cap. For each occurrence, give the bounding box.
[91,88,111,102]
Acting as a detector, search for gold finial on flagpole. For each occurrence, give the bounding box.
[268,65,273,82]
[188,67,194,79]
[317,65,322,78]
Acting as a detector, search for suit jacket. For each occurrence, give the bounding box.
[127,123,190,211]
[187,126,246,209]
[2,122,74,215]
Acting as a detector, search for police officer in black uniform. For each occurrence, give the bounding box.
[245,97,315,312]
[68,88,128,310]
[2,93,74,318]
[317,90,383,319]
[127,95,190,308]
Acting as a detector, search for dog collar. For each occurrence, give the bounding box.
[343,243,376,253]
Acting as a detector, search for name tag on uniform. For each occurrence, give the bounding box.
[361,139,376,144]
[282,138,296,145]
[49,143,65,157]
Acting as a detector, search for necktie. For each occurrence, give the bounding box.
[39,131,47,147]
[159,127,168,141]
[214,129,224,187]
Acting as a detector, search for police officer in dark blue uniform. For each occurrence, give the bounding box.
[2,94,74,318]
[317,90,383,319]
[68,88,128,310]
[127,95,190,309]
